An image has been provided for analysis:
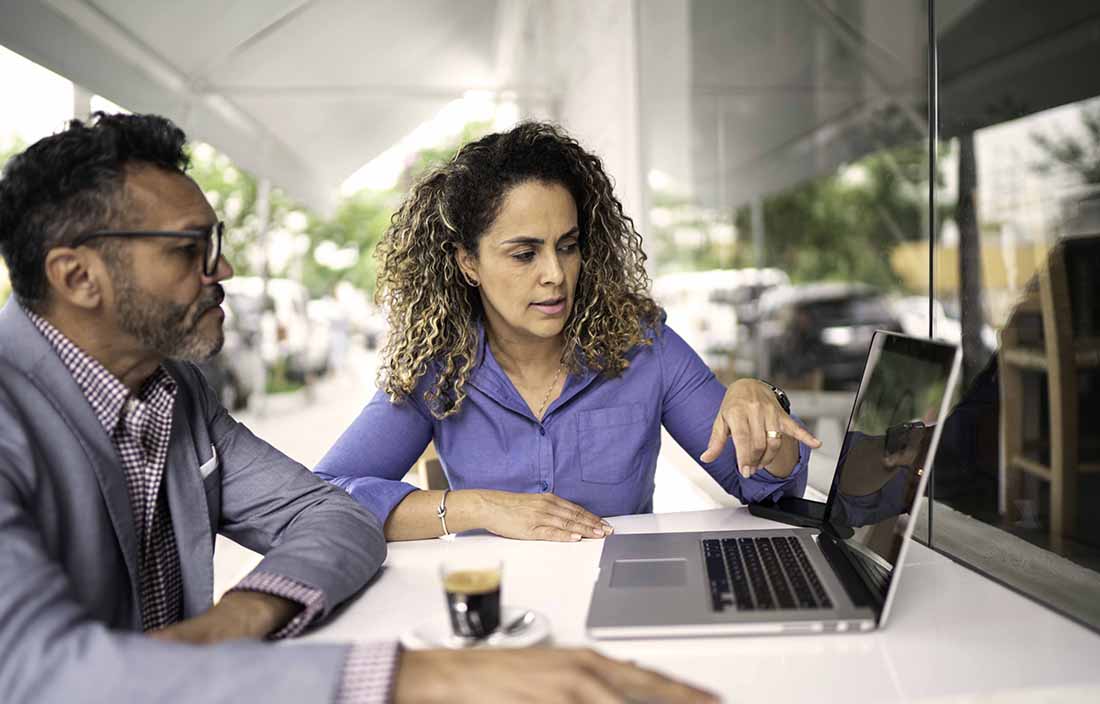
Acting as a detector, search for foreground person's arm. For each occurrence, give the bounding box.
[184,362,387,633]
[394,648,719,704]
[0,478,702,704]
[0,385,380,703]
[149,591,302,644]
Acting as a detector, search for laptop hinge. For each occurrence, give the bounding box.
[817,533,882,615]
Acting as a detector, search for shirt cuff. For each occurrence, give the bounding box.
[336,641,402,704]
[230,571,326,639]
[739,434,811,504]
[756,434,812,483]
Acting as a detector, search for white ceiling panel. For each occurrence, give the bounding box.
[1,0,506,213]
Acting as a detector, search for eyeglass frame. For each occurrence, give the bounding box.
[69,221,225,277]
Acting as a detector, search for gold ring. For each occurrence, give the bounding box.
[766,430,782,439]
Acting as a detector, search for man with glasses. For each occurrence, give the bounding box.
[0,113,714,704]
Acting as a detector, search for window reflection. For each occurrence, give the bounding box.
[934,0,1100,631]
[825,333,956,606]
[637,0,1100,632]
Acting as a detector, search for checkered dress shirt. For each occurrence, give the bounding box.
[27,310,183,630]
[28,309,400,702]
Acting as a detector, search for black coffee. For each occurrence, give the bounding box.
[443,569,501,639]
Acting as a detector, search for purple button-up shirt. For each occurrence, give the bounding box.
[316,322,809,524]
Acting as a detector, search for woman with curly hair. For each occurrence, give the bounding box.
[315,122,820,541]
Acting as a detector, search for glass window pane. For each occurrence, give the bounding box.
[638,0,930,503]
[932,0,1100,632]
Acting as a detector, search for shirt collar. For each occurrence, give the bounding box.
[467,321,508,397]
[23,306,177,436]
[467,319,597,419]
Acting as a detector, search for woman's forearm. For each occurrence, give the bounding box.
[383,489,490,541]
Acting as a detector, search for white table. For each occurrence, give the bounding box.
[303,507,1100,702]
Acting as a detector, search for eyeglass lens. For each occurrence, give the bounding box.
[205,223,223,276]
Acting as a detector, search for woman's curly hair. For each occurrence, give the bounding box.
[374,121,662,419]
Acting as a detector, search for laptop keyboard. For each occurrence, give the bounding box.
[703,536,832,612]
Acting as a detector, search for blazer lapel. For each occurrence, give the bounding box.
[163,377,214,617]
[0,301,142,621]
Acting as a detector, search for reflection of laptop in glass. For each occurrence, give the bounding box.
[586,331,961,638]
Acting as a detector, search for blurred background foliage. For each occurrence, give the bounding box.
[0,136,25,303]
[0,123,491,306]
[0,111,1091,306]
[186,123,493,300]
[650,139,953,292]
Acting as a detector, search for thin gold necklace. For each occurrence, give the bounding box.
[535,364,565,419]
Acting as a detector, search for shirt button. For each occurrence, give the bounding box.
[540,481,549,491]
[538,426,546,436]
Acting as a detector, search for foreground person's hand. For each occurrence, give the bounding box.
[395,648,719,703]
[476,489,612,541]
[149,591,302,644]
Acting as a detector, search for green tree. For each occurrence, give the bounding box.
[186,143,261,276]
[1032,102,1100,184]
[652,101,953,291]
[300,120,493,299]
[733,176,904,290]
[187,143,316,285]
[396,121,492,192]
[1,122,496,307]
[190,122,494,300]
[648,191,732,274]
[728,139,950,291]
[300,189,399,297]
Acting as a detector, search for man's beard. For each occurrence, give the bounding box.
[112,269,226,362]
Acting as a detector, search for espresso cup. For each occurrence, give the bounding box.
[440,560,502,639]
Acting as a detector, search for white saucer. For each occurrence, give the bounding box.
[400,606,550,650]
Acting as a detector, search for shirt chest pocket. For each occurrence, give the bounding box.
[577,403,653,484]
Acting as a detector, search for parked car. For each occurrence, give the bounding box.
[653,268,789,374]
[755,282,904,390]
[891,295,998,351]
[196,304,264,410]
[222,276,331,382]
[306,297,345,374]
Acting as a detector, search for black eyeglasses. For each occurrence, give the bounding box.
[71,221,224,277]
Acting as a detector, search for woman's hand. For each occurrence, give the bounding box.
[700,378,821,478]
[474,489,612,542]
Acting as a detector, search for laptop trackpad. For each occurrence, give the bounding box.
[610,559,687,588]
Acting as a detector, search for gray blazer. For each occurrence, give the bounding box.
[0,300,388,703]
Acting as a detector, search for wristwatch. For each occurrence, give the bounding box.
[759,380,791,415]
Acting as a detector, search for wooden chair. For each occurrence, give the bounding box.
[1000,235,1100,547]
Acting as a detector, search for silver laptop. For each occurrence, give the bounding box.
[587,331,962,638]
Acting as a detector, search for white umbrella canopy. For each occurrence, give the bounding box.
[8,0,1097,220]
[0,0,502,214]
[672,0,932,211]
[644,0,1100,211]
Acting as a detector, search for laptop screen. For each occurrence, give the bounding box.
[822,332,959,604]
